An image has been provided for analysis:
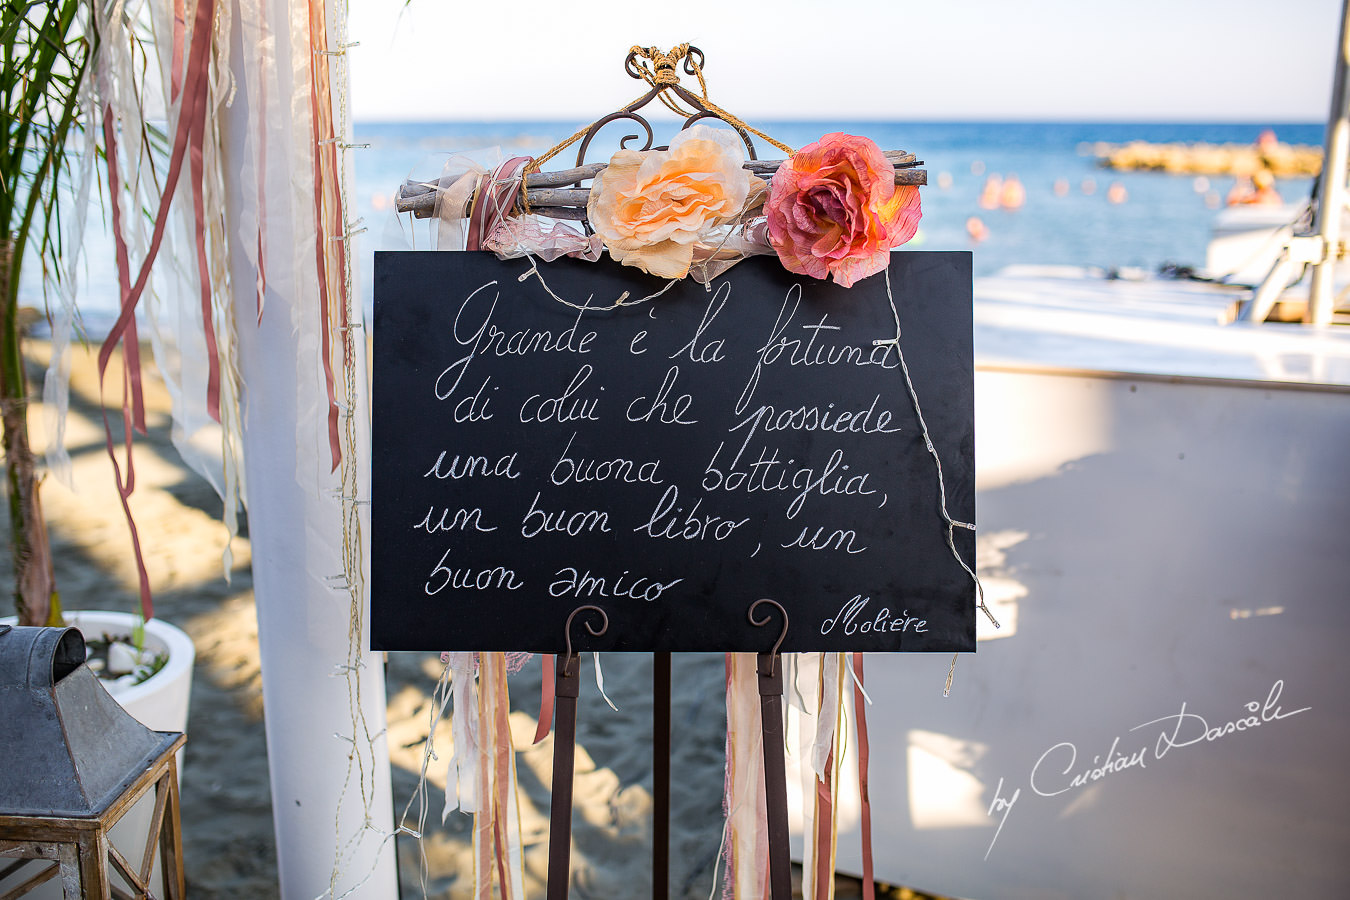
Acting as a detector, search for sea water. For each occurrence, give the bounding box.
[22,120,1323,327]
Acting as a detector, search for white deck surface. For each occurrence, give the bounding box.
[827,265,1350,898]
[974,265,1350,388]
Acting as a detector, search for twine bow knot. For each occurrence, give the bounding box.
[521,44,794,215]
[628,44,695,89]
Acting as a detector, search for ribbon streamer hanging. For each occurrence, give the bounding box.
[93,0,223,620]
[441,653,526,900]
[725,651,870,900]
[721,652,770,900]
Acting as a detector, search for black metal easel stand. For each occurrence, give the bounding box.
[546,602,793,900]
[757,649,793,900]
[547,606,607,900]
[653,650,672,900]
[546,650,582,900]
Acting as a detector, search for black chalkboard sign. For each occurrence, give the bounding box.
[371,251,974,653]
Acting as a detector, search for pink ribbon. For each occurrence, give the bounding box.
[814,744,835,900]
[491,658,514,896]
[97,0,220,620]
[467,157,532,251]
[305,0,344,471]
[170,0,186,102]
[853,653,875,900]
[533,654,556,745]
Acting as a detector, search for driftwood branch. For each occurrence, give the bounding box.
[396,150,927,219]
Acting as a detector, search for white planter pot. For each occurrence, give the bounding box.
[0,610,195,733]
[57,610,195,734]
[0,611,194,899]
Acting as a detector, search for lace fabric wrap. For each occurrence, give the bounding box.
[424,153,600,261]
[485,215,604,263]
[685,213,774,284]
[410,142,775,282]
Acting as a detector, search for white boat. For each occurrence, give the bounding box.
[826,264,1350,898]
[825,5,1350,894]
[1205,202,1310,286]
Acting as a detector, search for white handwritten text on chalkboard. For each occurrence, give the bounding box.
[373,252,975,652]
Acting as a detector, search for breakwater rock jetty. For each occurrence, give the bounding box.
[1092,139,1322,177]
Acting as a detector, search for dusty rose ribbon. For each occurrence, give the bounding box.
[814,744,835,900]
[190,110,221,422]
[472,653,524,900]
[722,652,770,900]
[99,109,150,616]
[491,656,513,897]
[474,657,495,900]
[170,0,186,102]
[96,0,219,619]
[853,653,874,900]
[493,823,509,899]
[100,108,144,435]
[306,0,344,471]
[467,157,532,251]
[533,654,556,745]
[97,0,219,413]
[99,360,153,619]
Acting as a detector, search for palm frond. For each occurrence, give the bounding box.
[2,0,93,285]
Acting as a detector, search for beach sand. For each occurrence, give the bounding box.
[2,340,935,900]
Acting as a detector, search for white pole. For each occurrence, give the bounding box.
[218,1,398,896]
[1309,0,1350,324]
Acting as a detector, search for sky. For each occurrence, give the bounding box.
[346,0,1343,122]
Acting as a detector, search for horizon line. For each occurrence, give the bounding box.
[353,116,1325,126]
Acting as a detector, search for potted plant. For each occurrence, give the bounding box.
[0,10,196,894]
[1,0,88,630]
[1,0,195,715]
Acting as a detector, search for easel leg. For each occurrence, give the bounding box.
[747,599,793,900]
[546,653,581,900]
[757,652,793,900]
[546,605,609,900]
[653,650,671,900]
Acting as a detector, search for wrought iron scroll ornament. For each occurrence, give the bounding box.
[549,603,608,900]
[747,598,789,659]
[748,598,790,678]
[571,44,761,168]
[395,44,925,223]
[392,45,927,288]
[563,604,610,659]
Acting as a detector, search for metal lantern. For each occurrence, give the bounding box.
[0,624,186,899]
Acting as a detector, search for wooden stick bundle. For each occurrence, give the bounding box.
[395,150,927,220]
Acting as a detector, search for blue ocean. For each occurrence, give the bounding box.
[355,120,1320,303]
[27,121,1324,322]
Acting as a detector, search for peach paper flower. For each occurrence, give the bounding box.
[766,133,921,288]
[587,125,759,279]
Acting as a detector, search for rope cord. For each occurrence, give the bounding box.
[517,252,680,310]
[320,3,391,896]
[632,44,796,158]
[879,267,998,695]
[398,659,453,898]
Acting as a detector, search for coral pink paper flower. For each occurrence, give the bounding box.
[587,125,757,279]
[766,133,921,287]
